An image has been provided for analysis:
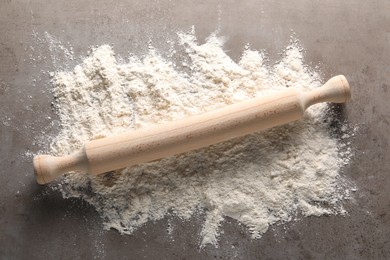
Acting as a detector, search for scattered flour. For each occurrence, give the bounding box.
[46,29,353,247]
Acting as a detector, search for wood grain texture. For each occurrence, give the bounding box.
[33,75,350,184]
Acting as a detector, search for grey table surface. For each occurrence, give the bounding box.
[1,0,389,259]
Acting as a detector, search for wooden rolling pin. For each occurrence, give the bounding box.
[33,75,351,184]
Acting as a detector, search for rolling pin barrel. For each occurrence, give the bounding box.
[33,75,351,184]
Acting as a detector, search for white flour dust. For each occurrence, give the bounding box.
[46,30,354,247]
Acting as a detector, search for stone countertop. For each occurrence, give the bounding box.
[0,1,389,259]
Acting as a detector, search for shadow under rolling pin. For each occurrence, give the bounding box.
[33,75,351,184]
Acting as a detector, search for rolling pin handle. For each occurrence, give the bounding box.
[300,75,351,109]
[33,149,89,184]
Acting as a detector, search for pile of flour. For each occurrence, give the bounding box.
[48,30,353,246]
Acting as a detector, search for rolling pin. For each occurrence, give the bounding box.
[33,75,351,184]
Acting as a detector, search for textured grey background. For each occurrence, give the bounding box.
[1,0,389,259]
